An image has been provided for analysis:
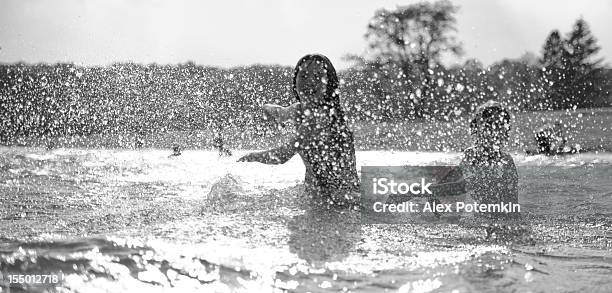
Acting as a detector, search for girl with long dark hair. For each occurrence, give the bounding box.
[238,54,358,206]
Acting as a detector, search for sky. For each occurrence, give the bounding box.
[1,0,611,69]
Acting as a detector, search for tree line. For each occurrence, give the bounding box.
[0,0,610,143]
[345,0,610,116]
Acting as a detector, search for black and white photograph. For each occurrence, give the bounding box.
[1,0,611,292]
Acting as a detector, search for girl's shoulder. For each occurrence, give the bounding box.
[288,102,302,121]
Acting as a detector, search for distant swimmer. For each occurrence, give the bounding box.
[45,139,56,150]
[530,122,581,155]
[238,54,359,207]
[169,145,182,157]
[213,136,232,157]
[135,139,144,149]
[135,134,145,149]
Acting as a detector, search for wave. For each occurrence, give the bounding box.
[0,237,257,292]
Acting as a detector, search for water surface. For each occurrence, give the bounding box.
[1,147,611,292]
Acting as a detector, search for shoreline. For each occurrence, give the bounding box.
[2,107,610,152]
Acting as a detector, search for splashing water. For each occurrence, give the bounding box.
[1,147,611,292]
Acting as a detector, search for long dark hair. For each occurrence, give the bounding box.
[469,100,511,136]
[292,54,347,127]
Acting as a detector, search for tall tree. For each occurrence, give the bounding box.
[539,19,605,109]
[358,0,463,118]
[563,18,604,108]
[539,30,568,109]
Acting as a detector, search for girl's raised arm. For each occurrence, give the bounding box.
[237,139,298,164]
[263,102,301,125]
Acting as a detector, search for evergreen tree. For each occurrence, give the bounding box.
[539,30,567,109]
[563,18,604,108]
[539,19,605,109]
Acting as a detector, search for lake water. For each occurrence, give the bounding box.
[1,147,611,292]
